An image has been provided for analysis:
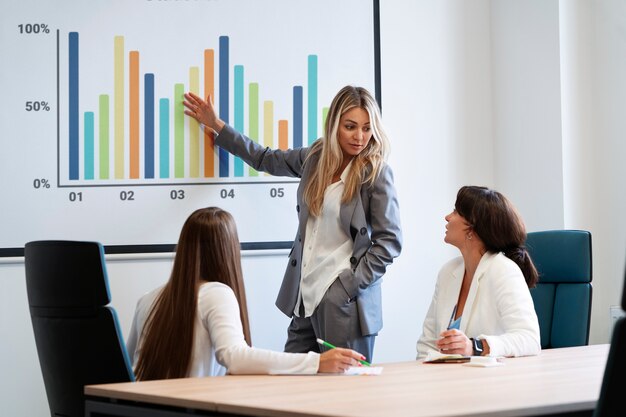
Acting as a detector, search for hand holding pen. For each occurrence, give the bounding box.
[317,338,371,369]
[436,329,473,356]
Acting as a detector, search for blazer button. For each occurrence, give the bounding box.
[296,205,300,212]
[291,259,297,267]
[360,227,367,235]
[350,257,357,265]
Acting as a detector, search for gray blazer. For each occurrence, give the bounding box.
[216,125,402,336]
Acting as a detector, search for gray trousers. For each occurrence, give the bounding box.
[284,279,376,362]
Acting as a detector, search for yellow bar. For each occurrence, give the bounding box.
[114,36,125,179]
[263,101,273,148]
[189,67,200,178]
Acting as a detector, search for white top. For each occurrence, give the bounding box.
[126,282,320,376]
[416,252,541,358]
[296,162,353,317]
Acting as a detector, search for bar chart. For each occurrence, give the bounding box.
[62,31,327,185]
[0,0,377,253]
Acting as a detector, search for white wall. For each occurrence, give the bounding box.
[378,0,495,362]
[2,1,626,416]
[558,0,626,343]
[490,0,565,229]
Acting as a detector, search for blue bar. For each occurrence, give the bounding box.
[307,55,317,145]
[219,36,229,177]
[159,98,169,178]
[234,65,244,177]
[84,112,94,179]
[293,86,303,148]
[69,32,79,180]
[144,74,155,179]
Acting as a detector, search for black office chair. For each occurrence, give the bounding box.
[594,316,626,417]
[593,260,626,417]
[526,230,592,348]
[25,240,134,417]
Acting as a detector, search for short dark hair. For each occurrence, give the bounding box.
[455,186,538,287]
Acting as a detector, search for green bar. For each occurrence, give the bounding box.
[99,95,109,179]
[248,82,259,177]
[174,83,185,178]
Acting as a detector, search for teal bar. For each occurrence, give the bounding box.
[308,55,318,144]
[159,98,169,178]
[234,65,244,177]
[84,112,94,180]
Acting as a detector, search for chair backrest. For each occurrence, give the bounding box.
[594,316,626,416]
[25,240,134,417]
[525,230,592,349]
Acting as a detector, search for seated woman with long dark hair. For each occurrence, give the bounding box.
[127,207,365,380]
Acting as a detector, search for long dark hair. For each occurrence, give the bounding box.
[134,207,251,380]
[455,186,538,288]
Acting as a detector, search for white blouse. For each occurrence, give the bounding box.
[296,161,353,317]
[127,281,320,376]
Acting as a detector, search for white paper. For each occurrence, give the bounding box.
[343,366,384,375]
[462,356,504,367]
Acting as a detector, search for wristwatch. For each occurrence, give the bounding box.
[471,338,484,356]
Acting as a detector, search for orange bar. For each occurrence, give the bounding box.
[278,120,288,150]
[203,49,215,177]
[129,50,140,178]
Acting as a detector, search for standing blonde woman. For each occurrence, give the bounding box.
[127,207,365,380]
[183,86,402,362]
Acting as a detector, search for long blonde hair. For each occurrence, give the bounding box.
[134,207,251,380]
[303,85,390,216]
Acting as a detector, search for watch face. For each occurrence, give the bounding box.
[473,338,483,354]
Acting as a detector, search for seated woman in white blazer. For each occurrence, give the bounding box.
[416,186,541,358]
[127,207,365,380]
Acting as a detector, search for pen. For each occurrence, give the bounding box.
[316,338,371,366]
[447,304,458,330]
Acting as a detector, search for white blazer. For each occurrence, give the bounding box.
[416,252,541,358]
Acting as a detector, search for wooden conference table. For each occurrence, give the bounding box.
[85,344,608,417]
